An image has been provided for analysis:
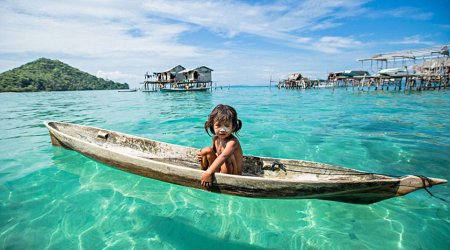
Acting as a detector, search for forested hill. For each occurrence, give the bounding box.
[0,58,129,92]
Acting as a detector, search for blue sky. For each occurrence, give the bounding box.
[0,0,449,87]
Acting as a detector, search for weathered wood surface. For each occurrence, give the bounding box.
[44,121,447,204]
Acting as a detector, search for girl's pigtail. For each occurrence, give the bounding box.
[236,119,242,132]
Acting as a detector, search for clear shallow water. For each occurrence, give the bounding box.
[0,87,449,249]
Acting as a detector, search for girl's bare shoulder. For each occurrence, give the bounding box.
[226,136,241,147]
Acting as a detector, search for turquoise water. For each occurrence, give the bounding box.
[0,87,449,249]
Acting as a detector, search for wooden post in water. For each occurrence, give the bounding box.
[401,69,406,91]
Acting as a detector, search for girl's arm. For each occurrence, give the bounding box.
[201,139,237,186]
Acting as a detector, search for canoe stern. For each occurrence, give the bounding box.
[46,122,72,149]
[396,175,448,196]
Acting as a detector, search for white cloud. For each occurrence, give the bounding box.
[309,21,342,31]
[0,0,214,85]
[0,2,199,57]
[142,0,368,41]
[384,7,433,20]
[389,35,435,46]
[96,70,140,83]
[296,37,313,43]
[0,0,442,86]
[296,36,363,53]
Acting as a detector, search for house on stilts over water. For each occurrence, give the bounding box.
[278,72,323,89]
[322,45,449,91]
[143,65,213,92]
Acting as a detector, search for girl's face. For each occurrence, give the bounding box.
[213,120,233,139]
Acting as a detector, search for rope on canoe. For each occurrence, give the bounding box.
[416,175,447,202]
[284,168,377,176]
[271,162,447,202]
[271,160,287,172]
[271,160,381,176]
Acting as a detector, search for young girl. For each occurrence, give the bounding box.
[197,104,243,187]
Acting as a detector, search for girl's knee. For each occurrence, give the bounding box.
[201,147,216,162]
[200,147,213,155]
[199,147,216,170]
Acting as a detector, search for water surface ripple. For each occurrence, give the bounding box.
[0,88,449,249]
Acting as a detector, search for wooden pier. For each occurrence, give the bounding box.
[278,73,449,92]
[278,45,450,92]
[323,74,449,91]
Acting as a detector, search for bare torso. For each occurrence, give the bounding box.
[213,135,243,175]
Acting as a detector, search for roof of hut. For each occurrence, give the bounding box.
[196,66,213,71]
[179,66,214,73]
[165,65,186,72]
[288,72,302,80]
[358,45,449,62]
[153,65,186,75]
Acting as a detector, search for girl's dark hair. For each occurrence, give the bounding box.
[204,104,242,136]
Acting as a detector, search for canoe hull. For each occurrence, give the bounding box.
[45,121,446,204]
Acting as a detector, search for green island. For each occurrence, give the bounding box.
[0,58,129,92]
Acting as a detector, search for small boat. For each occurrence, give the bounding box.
[118,89,137,92]
[160,87,209,92]
[342,70,370,78]
[378,68,409,77]
[44,121,447,204]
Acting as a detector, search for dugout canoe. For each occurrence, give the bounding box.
[44,121,447,204]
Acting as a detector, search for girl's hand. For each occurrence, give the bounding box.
[196,152,202,162]
[201,171,212,187]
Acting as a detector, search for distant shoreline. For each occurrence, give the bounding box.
[0,88,129,94]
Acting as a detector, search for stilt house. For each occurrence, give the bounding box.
[179,66,214,83]
[153,65,186,83]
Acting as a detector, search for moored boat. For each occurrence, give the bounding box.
[378,68,409,77]
[342,70,370,78]
[118,89,137,92]
[44,121,447,204]
[160,87,209,92]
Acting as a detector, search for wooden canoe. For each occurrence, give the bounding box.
[44,121,447,204]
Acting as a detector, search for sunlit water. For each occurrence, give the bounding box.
[0,87,449,249]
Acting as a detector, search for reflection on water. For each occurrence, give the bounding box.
[0,89,449,249]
